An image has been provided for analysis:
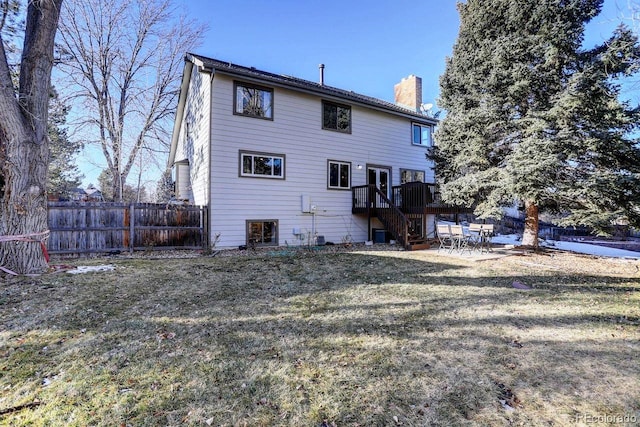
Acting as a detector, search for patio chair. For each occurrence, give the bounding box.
[449,224,471,253]
[479,224,494,253]
[468,223,483,252]
[436,224,454,252]
[469,223,494,253]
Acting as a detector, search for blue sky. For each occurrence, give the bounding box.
[177,0,461,108]
[77,0,636,189]
[178,0,634,108]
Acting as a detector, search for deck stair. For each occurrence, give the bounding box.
[352,183,472,251]
[354,185,428,250]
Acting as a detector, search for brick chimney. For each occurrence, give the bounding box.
[394,75,422,111]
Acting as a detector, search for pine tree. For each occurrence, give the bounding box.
[48,88,83,199]
[434,0,640,246]
[154,169,174,202]
[97,168,143,203]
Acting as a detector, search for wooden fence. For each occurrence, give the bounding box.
[47,202,207,255]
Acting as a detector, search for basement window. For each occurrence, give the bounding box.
[247,220,278,247]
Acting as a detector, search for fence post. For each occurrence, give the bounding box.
[203,205,209,250]
[129,203,135,253]
[85,204,90,253]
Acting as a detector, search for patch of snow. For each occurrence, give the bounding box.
[499,399,516,411]
[67,264,116,274]
[492,234,640,259]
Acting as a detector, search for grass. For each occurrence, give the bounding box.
[1,247,639,426]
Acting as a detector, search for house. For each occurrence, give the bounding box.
[50,186,103,202]
[59,187,86,202]
[168,53,462,250]
[84,185,104,202]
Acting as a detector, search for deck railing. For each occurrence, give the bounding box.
[352,184,411,248]
[355,182,466,215]
[392,182,441,213]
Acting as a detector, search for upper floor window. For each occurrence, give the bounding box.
[234,82,273,119]
[400,169,425,184]
[322,101,351,133]
[328,160,351,190]
[412,123,432,146]
[240,151,285,179]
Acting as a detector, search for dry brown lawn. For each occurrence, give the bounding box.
[1,246,639,426]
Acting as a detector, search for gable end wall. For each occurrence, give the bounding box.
[174,66,211,206]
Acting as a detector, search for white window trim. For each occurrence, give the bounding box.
[327,160,352,190]
[412,123,433,147]
[239,151,285,179]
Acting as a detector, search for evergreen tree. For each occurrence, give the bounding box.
[48,88,83,199]
[97,169,116,202]
[154,169,174,202]
[97,168,145,203]
[433,0,640,246]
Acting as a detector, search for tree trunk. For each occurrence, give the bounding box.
[110,173,122,203]
[0,0,63,275]
[521,200,539,247]
[0,140,50,274]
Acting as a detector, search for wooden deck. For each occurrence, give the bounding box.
[352,183,472,250]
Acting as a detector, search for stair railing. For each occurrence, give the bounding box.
[370,186,414,249]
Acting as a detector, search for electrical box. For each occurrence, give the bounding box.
[293,227,301,235]
[301,195,311,213]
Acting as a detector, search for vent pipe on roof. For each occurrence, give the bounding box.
[319,64,325,86]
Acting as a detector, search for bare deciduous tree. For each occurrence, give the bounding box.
[0,0,63,275]
[56,0,205,201]
[618,0,640,94]
[624,0,639,31]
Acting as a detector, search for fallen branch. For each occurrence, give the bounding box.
[0,401,43,416]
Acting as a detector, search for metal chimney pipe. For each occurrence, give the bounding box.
[319,64,325,85]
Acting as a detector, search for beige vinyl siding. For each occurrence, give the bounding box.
[207,73,434,248]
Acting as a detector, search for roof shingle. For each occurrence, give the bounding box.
[187,53,437,124]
